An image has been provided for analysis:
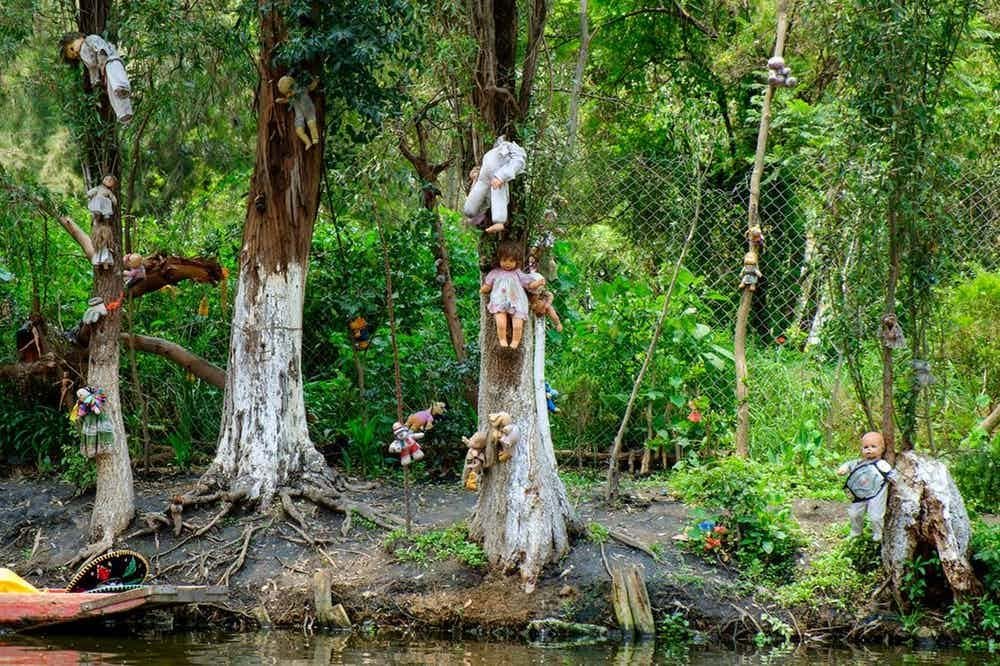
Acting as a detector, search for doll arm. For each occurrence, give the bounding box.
[86,187,99,198]
[493,142,526,183]
[518,270,545,291]
[481,269,497,294]
[836,461,851,476]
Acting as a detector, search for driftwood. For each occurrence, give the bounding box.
[610,563,655,639]
[883,451,982,606]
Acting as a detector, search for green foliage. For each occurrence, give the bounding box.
[971,521,1000,597]
[0,405,74,472]
[670,457,803,579]
[585,522,610,545]
[59,442,96,491]
[384,524,486,568]
[773,542,874,609]
[901,554,942,606]
[954,428,1000,513]
[656,612,692,645]
[944,270,1000,401]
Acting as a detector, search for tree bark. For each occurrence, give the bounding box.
[733,0,788,458]
[882,190,902,463]
[207,4,333,504]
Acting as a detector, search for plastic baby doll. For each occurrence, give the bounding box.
[87,175,118,223]
[480,241,545,349]
[837,431,896,541]
[463,136,526,234]
[60,33,133,123]
[276,76,320,149]
[123,253,146,288]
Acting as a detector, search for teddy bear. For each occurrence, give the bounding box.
[461,431,487,491]
[488,411,520,463]
[405,401,446,432]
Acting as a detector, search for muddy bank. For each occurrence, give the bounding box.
[0,475,874,641]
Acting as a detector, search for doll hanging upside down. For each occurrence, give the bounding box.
[481,241,545,349]
[276,75,320,149]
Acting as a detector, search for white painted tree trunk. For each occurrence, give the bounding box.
[469,312,576,591]
[210,261,330,504]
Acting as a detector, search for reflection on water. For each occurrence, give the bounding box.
[0,632,995,665]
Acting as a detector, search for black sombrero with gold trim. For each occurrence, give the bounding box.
[66,549,149,593]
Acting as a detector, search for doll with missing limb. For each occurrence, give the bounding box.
[480,241,545,349]
[276,76,320,149]
[836,431,897,541]
[463,136,526,234]
[60,33,133,123]
[87,175,117,270]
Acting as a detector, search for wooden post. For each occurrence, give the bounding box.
[313,570,335,626]
[610,566,634,637]
[625,565,655,637]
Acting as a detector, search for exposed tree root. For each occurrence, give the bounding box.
[67,531,114,569]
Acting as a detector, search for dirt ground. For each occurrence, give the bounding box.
[0,473,871,639]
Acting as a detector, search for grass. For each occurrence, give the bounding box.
[384,523,486,568]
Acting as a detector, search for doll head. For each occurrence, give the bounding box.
[488,411,513,429]
[101,175,118,190]
[60,32,86,63]
[463,431,487,451]
[277,75,296,97]
[496,241,523,272]
[743,251,758,267]
[860,431,885,460]
[124,253,143,269]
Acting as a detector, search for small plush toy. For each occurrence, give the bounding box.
[766,56,797,88]
[528,287,563,332]
[461,431,487,491]
[348,316,373,351]
[462,136,527,234]
[882,314,906,349]
[82,297,108,325]
[739,251,762,291]
[388,422,425,466]
[123,253,145,287]
[545,382,560,414]
[488,411,520,463]
[70,386,114,457]
[60,33,133,123]
[481,241,545,350]
[836,431,897,541]
[405,401,446,432]
[276,75,320,149]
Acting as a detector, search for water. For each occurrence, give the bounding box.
[0,632,995,665]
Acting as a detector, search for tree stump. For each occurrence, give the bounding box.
[610,563,655,639]
[883,451,982,605]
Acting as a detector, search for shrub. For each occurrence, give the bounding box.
[953,428,1000,514]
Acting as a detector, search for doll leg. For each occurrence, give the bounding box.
[847,501,866,538]
[510,317,525,349]
[294,115,312,148]
[484,183,508,232]
[463,181,490,217]
[867,490,887,541]
[546,303,564,331]
[307,118,320,145]
[494,312,509,347]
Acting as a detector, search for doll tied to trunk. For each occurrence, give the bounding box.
[480,241,545,350]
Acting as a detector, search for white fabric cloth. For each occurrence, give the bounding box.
[848,487,887,541]
[87,185,116,218]
[80,35,132,123]
[462,139,526,224]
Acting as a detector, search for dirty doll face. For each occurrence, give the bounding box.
[64,37,84,61]
[860,433,885,460]
[499,256,518,271]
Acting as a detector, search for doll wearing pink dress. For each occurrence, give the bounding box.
[480,242,544,349]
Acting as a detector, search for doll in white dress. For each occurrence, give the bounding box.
[463,136,526,234]
[61,33,133,123]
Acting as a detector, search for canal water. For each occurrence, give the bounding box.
[0,632,995,665]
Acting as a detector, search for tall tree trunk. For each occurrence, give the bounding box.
[567,0,589,151]
[882,188,902,463]
[468,0,575,589]
[76,0,134,551]
[207,6,332,504]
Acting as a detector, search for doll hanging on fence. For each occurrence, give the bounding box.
[60,33,133,123]
[836,431,897,541]
[480,241,545,350]
[70,386,114,458]
[463,136,526,234]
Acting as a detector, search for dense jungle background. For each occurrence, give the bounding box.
[1,0,999,639]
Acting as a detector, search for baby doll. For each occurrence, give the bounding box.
[87,175,118,270]
[488,412,520,463]
[836,431,896,541]
[463,136,526,234]
[523,255,563,331]
[480,241,545,350]
[388,422,425,466]
[276,76,320,149]
[123,253,145,288]
[461,431,487,491]
[739,251,762,291]
[60,33,133,123]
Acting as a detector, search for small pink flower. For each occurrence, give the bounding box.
[687,410,702,423]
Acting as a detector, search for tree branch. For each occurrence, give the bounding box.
[123,334,225,389]
[126,254,226,299]
[518,0,547,117]
[57,216,96,259]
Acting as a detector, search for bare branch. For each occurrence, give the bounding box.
[57,216,96,259]
[123,334,225,388]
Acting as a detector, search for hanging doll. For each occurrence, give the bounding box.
[462,136,527,234]
[836,431,897,541]
[545,382,560,414]
[276,76,320,149]
[480,241,545,350]
[87,175,118,270]
[405,402,446,432]
[488,411,520,463]
[60,33,133,123]
[738,251,763,291]
[766,56,797,88]
[388,422,425,466]
[71,386,114,457]
[348,316,373,350]
[123,253,145,288]
[461,431,487,491]
[881,314,906,349]
[747,225,765,250]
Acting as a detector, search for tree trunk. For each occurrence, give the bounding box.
[207,7,332,504]
[883,451,982,604]
[469,317,575,591]
[76,0,134,547]
[882,192,902,462]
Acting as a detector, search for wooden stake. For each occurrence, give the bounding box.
[610,565,634,637]
[625,564,655,637]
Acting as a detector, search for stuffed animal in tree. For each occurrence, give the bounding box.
[388,422,425,466]
[739,251,763,291]
[488,411,520,463]
[462,136,526,234]
[71,386,113,457]
[405,401,446,432]
[545,382,560,414]
[60,33,133,123]
[276,75,320,149]
[461,431,487,491]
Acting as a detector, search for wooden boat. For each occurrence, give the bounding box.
[0,585,228,630]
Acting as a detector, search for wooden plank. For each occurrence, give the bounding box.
[624,564,655,637]
[609,565,634,637]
